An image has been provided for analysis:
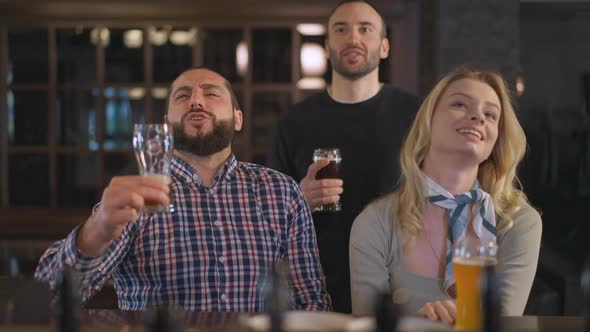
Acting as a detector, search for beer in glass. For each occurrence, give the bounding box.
[453,238,497,330]
[133,123,174,213]
[312,148,341,212]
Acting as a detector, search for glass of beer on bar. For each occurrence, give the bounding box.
[133,123,174,213]
[312,148,342,212]
[453,237,498,331]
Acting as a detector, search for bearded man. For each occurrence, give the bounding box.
[267,0,421,312]
[36,68,331,312]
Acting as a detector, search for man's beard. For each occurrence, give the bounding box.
[328,44,381,81]
[171,111,235,157]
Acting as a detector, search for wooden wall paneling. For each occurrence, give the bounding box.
[390,0,420,94]
[291,26,302,104]
[0,208,89,240]
[243,27,253,162]
[0,0,404,26]
[0,0,418,240]
[144,26,154,123]
[194,26,203,68]
[0,26,7,208]
[96,26,106,192]
[48,25,57,208]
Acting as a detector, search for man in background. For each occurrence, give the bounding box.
[267,0,420,312]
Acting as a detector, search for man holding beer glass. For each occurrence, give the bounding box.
[267,0,420,313]
[349,67,542,327]
[35,68,331,311]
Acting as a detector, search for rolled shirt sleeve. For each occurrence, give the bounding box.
[35,218,142,303]
[286,180,332,311]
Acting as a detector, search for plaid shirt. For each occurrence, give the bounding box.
[35,154,331,311]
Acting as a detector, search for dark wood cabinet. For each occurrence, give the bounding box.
[0,0,420,240]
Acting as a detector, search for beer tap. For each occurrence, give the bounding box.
[57,266,80,332]
[264,260,290,332]
[581,254,590,332]
[145,307,180,332]
[374,292,399,332]
[481,265,502,332]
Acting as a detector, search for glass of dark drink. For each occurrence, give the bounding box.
[313,148,342,212]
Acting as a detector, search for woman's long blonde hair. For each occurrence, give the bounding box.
[398,66,528,250]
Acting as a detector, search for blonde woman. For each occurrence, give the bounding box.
[349,67,542,323]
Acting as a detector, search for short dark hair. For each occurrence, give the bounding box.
[168,67,241,111]
[327,0,387,38]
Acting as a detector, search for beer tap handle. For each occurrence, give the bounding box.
[57,266,79,332]
[581,253,590,332]
[481,265,502,332]
[146,308,180,332]
[264,260,290,332]
[375,292,399,332]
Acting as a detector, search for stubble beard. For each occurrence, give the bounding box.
[328,43,382,81]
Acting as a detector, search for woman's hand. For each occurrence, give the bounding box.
[417,300,457,325]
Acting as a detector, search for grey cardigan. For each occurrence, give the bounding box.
[349,192,542,316]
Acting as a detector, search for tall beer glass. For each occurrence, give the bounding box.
[312,148,342,212]
[133,123,174,213]
[453,237,497,330]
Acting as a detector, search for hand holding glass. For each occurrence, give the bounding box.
[453,237,497,331]
[133,123,174,213]
[312,148,342,212]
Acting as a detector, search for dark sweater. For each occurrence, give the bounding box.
[267,84,420,312]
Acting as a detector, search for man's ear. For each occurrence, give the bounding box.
[380,38,390,59]
[234,109,243,132]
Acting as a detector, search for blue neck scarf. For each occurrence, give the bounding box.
[424,175,497,292]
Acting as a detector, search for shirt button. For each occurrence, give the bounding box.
[214,220,222,227]
[220,293,227,301]
[209,189,215,195]
[218,256,226,263]
[192,174,199,183]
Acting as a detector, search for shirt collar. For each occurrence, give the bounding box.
[171,153,238,187]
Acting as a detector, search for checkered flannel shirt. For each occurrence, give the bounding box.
[35,154,331,311]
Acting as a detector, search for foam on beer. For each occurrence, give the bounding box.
[452,256,497,266]
[144,173,171,184]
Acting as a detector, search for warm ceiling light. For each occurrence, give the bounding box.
[236,41,248,77]
[90,27,110,47]
[170,28,198,46]
[300,43,327,77]
[127,87,146,100]
[296,24,326,36]
[148,27,168,46]
[124,29,143,48]
[297,77,326,90]
[187,28,198,46]
[170,31,189,45]
[152,87,169,100]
